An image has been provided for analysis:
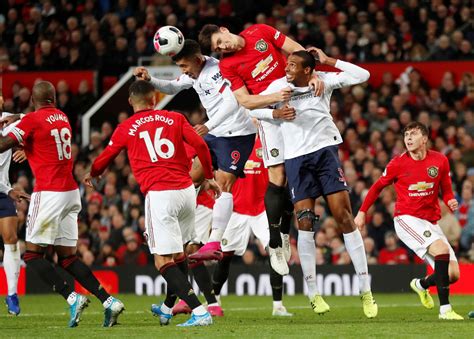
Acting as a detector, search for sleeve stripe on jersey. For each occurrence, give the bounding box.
[219,82,228,93]
[9,128,24,143]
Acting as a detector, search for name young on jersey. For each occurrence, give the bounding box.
[128,114,174,136]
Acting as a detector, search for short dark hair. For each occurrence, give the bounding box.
[172,39,202,62]
[129,80,155,99]
[199,24,220,52]
[402,121,429,136]
[290,50,316,72]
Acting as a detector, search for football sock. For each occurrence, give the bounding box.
[3,243,21,295]
[212,251,234,295]
[419,274,436,289]
[434,254,450,306]
[191,262,218,305]
[270,266,283,302]
[24,251,73,300]
[265,183,285,248]
[160,262,201,310]
[163,255,188,308]
[298,230,319,298]
[280,188,294,235]
[343,229,371,293]
[59,255,110,303]
[208,192,233,242]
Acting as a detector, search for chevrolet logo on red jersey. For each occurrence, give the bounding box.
[251,55,273,78]
[244,160,261,170]
[408,181,434,192]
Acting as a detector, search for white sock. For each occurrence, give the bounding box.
[343,229,371,293]
[67,292,78,306]
[192,305,207,316]
[415,279,425,291]
[208,192,233,242]
[273,300,282,309]
[103,296,114,308]
[3,243,21,296]
[160,303,172,315]
[440,304,452,314]
[297,230,319,298]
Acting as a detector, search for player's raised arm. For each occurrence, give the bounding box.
[312,48,370,91]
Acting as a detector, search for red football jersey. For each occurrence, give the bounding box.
[91,109,213,195]
[360,150,455,223]
[232,137,268,216]
[8,107,78,192]
[219,24,287,94]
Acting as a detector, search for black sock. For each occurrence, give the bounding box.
[164,255,188,308]
[265,183,286,248]
[434,254,450,306]
[160,262,201,310]
[270,267,283,302]
[59,255,110,303]
[280,187,294,235]
[419,274,436,289]
[192,262,217,304]
[212,252,234,295]
[24,251,73,300]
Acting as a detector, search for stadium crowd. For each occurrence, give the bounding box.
[0,0,474,267]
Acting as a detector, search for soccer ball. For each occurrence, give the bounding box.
[153,26,185,57]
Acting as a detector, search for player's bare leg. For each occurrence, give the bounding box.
[1,216,21,315]
[294,198,329,315]
[191,170,236,261]
[152,253,212,326]
[265,164,290,275]
[23,242,89,327]
[55,245,124,327]
[326,190,377,318]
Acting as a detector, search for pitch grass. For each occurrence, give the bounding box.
[0,294,473,338]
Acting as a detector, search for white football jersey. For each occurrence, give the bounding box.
[0,113,20,195]
[255,60,370,160]
[150,56,255,137]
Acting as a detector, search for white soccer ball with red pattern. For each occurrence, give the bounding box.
[153,26,184,57]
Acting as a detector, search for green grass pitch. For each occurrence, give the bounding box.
[1,294,473,338]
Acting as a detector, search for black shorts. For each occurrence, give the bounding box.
[204,133,256,178]
[0,193,17,218]
[285,145,349,203]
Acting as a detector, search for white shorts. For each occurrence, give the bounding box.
[257,120,284,167]
[221,211,269,256]
[394,215,457,268]
[26,190,81,247]
[192,204,213,244]
[145,185,196,255]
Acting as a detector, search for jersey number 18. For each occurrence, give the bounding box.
[51,128,72,160]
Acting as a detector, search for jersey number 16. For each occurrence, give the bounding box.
[140,127,175,162]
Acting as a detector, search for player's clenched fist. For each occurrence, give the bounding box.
[447,199,458,211]
[272,105,296,120]
[133,67,151,81]
[272,87,292,103]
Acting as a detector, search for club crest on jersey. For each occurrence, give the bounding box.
[256,147,262,159]
[423,230,431,238]
[427,166,438,178]
[270,148,279,157]
[222,239,228,246]
[255,39,268,52]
